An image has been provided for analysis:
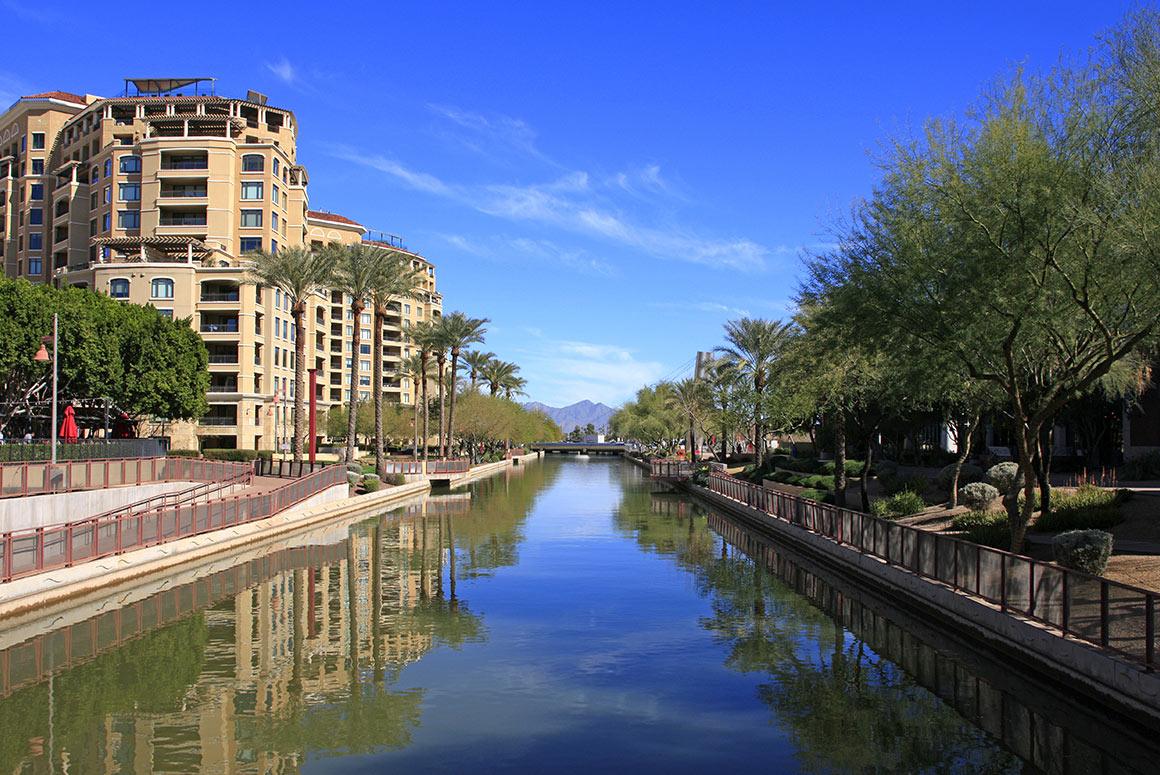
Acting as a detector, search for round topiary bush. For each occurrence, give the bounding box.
[958,481,1000,510]
[986,462,1021,494]
[937,462,983,491]
[346,471,362,486]
[1052,529,1113,576]
[362,474,381,493]
[386,472,406,486]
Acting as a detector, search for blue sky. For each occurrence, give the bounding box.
[0,1,1140,407]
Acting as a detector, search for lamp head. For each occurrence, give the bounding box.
[33,344,49,362]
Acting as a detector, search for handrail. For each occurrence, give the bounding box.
[0,455,233,499]
[703,470,1158,671]
[0,464,344,583]
[84,461,253,524]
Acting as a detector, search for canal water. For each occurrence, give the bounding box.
[0,457,1155,773]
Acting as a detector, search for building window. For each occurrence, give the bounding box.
[270,239,277,253]
[90,193,98,210]
[344,325,353,337]
[360,359,371,372]
[31,159,43,175]
[242,154,264,172]
[28,258,41,275]
[151,278,174,299]
[104,186,111,204]
[239,237,261,253]
[118,210,140,229]
[29,208,43,225]
[29,184,43,200]
[272,158,280,176]
[102,213,110,231]
[241,182,263,200]
[359,343,371,355]
[404,304,410,314]
[360,328,371,341]
[272,184,279,203]
[110,278,129,298]
[156,308,173,319]
[29,233,42,250]
[120,156,142,174]
[360,312,371,324]
[275,288,281,308]
[240,209,263,227]
[119,183,140,201]
[271,213,278,233]
[91,166,99,183]
[104,159,112,177]
[31,133,45,150]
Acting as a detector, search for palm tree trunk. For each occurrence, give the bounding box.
[421,355,430,464]
[346,301,363,463]
[437,357,447,458]
[292,306,307,463]
[412,385,420,461]
[447,352,460,459]
[373,308,385,479]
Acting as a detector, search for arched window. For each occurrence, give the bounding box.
[91,165,99,183]
[151,277,174,299]
[119,155,142,174]
[109,278,130,298]
[104,158,112,177]
[242,154,264,172]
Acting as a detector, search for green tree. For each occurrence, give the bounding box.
[610,383,683,455]
[368,249,425,477]
[243,246,335,461]
[480,359,519,397]
[715,318,794,469]
[462,350,495,391]
[439,311,490,458]
[411,321,443,462]
[327,243,387,462]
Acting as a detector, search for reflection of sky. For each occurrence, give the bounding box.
[309,458,802,772]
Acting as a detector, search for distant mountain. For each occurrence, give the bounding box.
[524,400,616,434]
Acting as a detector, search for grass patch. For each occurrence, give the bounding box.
[1035,485,1128,532]
[799,488,835,504]
[951,510,1011,548]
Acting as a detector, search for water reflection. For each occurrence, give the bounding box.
[0,459,1153,773]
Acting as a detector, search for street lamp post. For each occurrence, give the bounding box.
[33,313,58,467]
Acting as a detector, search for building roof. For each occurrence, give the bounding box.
[307,210,362,227]
[21,91,87,105]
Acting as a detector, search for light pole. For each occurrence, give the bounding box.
[33,313,58,466]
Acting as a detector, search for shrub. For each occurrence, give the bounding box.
[201,448,273,462]
[799,488,835,504]
[362,474,381,493]
[874,460,899,478]
[346,462,364,477]
[958,481,1000,510]
[1123,450,1160,480]
[881,472,928,496]
[1052,529,1113,576]
[1035,485,1126,531]
[870,490,926,519]
[966,515,1012,548]
[986,462,1021,494]
[937,462,983,491]
[346,471,362,485]
[818,459,868,477]
[386,472,406,486]
[166,448,200,458]
[951,510,998,530]
[692,465,711,486]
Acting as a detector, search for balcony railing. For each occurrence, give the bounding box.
[207,354,238,364]
[207,385,238,393]
[198,416,237,426]
[159,215,207,226]
[160,160,208,170]
[200,291,240,302]
[200,322,238,333]
[160,189,207,198]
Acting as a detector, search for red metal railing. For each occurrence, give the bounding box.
[650,459,693,480]
[0,457,250,499]
[427,458,471,474]
[86,464,254,525]
[380,459,425,475]
[705,471,1158,671]
[0,465,345,583]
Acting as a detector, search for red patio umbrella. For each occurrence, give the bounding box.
[59,404,78,443]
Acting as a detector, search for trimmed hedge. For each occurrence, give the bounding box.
[869,490,926,520]
[386,472,406,486]
[1052,529,1113,575]
[799,488,835,504]
[362,474,381,493]
[951,511,1011,548]
[166,449,201,458]
[958,481,1000,510]
[201,448,273,461]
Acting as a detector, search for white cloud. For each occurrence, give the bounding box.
[514,330,666,407]
[428,103,543,158]
[649,300,753,318]
[266,57,297,86]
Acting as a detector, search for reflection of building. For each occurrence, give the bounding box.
[0,510,464,772]
[0,80,443,452]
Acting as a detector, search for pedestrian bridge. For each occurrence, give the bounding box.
[529,442,626,456]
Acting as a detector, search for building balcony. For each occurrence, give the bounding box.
[198,416,237,426]
[159,214,207,227]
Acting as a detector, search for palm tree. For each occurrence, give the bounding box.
[400,352,428,460]
[440,312,490,458]
[501,375,527,400]
[243,246,335,462]
[327,243,387,463]
[714,318,793,469]
[429,319,451,457]
[481,359,519,397]
[368,249,424,478]
[671,377,710,462]
[411,321,442,463]
[462,350,495,391]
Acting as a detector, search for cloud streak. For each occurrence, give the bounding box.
[513,331,666,407]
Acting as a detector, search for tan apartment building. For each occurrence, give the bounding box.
[0,79,442,452]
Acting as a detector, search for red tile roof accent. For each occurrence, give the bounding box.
[307,210,362,227]
[21,91,87,105]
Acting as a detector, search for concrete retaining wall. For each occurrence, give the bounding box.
[688,484,1160,724]
[0,481,204,531]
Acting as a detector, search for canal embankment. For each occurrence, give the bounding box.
[678,475,1160,725]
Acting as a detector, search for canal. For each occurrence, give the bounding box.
[0,457,1156,773]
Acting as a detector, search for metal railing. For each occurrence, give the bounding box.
[86,462,253,524]
[0,464,344,583]
[208,354,239,364]
[427,458,470,474]
[650,459,693,480]
[0,438,165,464]
[0,456,243,499]
[379,459,424,475]
[256,458,330,478]
[704,471,1158,671]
